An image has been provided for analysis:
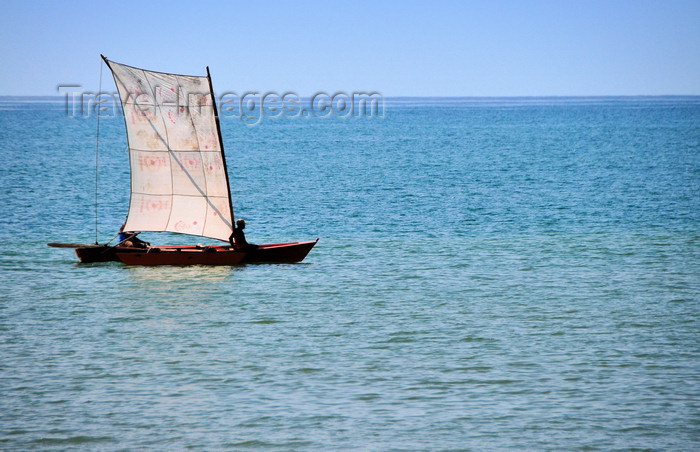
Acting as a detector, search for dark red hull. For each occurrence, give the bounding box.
[116,248,246,266]
[242,239,318,263]
[73,245,139,263]
[56,239,318,265]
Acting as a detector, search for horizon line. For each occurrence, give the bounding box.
[1,94,699,99]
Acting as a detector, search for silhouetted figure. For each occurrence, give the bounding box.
[229,218,257,250]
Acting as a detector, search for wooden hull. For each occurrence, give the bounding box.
[50,239,318,265]
[116,248,246,266]
[74,245,140,263]
[242,239,318,263]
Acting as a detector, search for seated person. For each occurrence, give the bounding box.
[118,222,149,248]
[229,218,257,250]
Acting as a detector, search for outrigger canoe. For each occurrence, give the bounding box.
[48,56,317,265]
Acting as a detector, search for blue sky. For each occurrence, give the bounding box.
[1,0,699,96]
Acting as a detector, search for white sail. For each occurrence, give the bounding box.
[105,58,234,242]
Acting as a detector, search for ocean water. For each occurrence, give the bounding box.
[0,95,698,450]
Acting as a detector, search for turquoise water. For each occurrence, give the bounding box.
[1,96,699,450]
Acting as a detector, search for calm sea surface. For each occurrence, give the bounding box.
[0,96,698,450]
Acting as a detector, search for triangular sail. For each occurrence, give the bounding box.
[104,57,234,242]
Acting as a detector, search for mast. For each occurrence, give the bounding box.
[207,66,235,228]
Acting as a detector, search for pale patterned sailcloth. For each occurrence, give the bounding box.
[105,58,234,242]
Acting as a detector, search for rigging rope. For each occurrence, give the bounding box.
[94,58,103,244]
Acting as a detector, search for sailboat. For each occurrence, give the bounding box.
[48,56,317,265]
